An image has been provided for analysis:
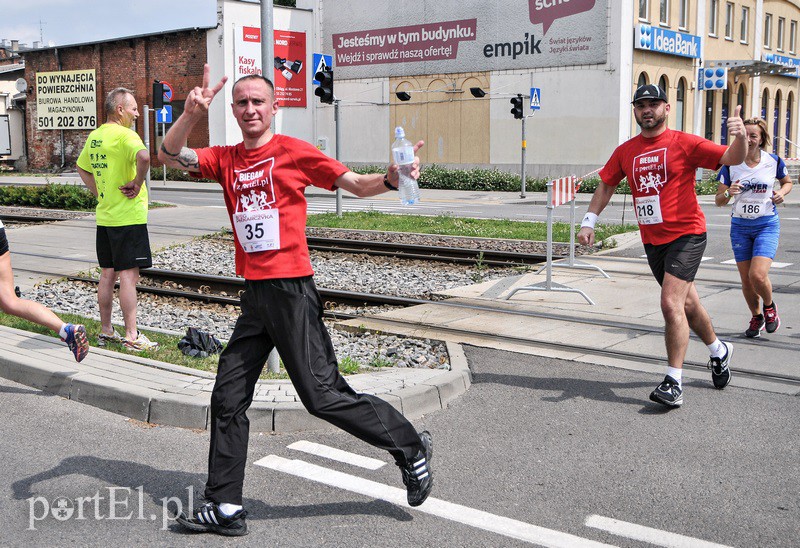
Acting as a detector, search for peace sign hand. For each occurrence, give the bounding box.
[185,64,228,117]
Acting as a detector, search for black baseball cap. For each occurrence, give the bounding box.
[631,84,668,104]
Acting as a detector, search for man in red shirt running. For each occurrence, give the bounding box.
[158,65,432,537]
[578,84,746,408]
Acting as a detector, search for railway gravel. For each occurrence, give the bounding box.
[23,230,561,372]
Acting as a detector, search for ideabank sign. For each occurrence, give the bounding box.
[635,24,700,59]
[529,0,595,35]
[763,53,800,78]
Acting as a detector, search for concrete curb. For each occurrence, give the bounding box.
[0,327,471,433]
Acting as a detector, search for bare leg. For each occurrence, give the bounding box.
[97,267,118,336]
[661,273,697,369]
[0,252,63,333]
[118,267,140,341]
[684,282,717,345]
[736,260,761,316]
[747,256,774,310]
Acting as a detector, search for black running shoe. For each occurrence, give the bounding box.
[401,431,433,507]
[649,376,683,407]
[745,314,765,338]
[176,501,248,536]
[708,341,733,389]
[764,304,781,333]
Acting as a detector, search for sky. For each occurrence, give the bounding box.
[0,0,218,48]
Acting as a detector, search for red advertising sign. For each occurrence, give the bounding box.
[529,0,596,35]
[273,30,307,108]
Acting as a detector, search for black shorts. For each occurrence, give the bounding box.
[0,227,8,256]
[96,224,152,270]
[644,233,707,286]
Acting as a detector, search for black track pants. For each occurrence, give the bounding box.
[204,276,424,505]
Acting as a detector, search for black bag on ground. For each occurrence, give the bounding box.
[178,327,224,358]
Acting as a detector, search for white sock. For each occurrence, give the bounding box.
[58,324,68,339]
[666,366,683,386]
[218,503,242,516]
[707,339,726,358]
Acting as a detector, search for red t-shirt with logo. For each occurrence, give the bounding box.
[599,129,727,245]
[194,134,349,279]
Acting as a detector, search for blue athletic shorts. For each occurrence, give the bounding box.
[730,215,780,262]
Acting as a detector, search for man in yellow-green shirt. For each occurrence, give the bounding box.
[77,87,158,352]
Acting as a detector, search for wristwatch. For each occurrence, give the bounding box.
[723,189,730,199]
[383,174,398,191]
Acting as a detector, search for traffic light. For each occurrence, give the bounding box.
[510,94,524,119]
[153,81,165,109]
[315,66,334,104]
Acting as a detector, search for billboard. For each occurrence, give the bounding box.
[233,26,307,108]
[324,0,608,78]
[35,69,97,130]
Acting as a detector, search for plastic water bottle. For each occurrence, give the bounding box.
[391,126,420,205]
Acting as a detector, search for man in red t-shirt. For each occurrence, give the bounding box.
[158,65,432,536]
[578,84,746,408]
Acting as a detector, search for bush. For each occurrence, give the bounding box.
[0,184,97,210]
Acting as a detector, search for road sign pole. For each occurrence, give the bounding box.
[162,123,167,184]
[335,99,342,217]
[520,116,527,199]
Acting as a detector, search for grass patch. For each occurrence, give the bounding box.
[307,211,636,243]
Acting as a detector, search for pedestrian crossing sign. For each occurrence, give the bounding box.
[312,53,333,85]
[530,88,541,111]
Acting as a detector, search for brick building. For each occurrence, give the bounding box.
[21,27,213,170]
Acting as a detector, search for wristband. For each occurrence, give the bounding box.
[383,174,398,191]
[581,212,598,229]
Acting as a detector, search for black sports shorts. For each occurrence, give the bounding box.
[96,224,152,270]
[0,227,8,256]
[644,233,707,286]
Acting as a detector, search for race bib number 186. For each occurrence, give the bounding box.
[233,210,280,253]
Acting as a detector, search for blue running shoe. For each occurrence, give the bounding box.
[62,324,89,363]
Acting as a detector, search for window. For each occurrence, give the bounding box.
[660,0,669,25]
[773,91,781,154]
[705,91,715,141]
[659,75,669,96]
[639,0,649,21]
[761,89,769,120]
[765,14,772,49]
[778,17,785,51]
[786,93,794,156]
[638,72,649,88]
[725,3,734,39]
[709,0,719,36]
[676,79,686,131]
[741,7,750,43]
[679,0,689,29]
[721,88,730,145]
[737,85,747,117]
[791,21,797,53]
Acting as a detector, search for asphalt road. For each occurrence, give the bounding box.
[2,346,797,547]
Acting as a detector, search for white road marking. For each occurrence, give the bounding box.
[287,440,386,470]
[720,258,792,268]
[585,515,732,548]
[255,455,614,547]
[701,256,713,262]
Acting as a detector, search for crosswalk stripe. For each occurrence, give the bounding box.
[255,455,614,547]
[585,515,733,548]
[287,440,386,470]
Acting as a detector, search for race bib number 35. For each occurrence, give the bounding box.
[233,210,280,253]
